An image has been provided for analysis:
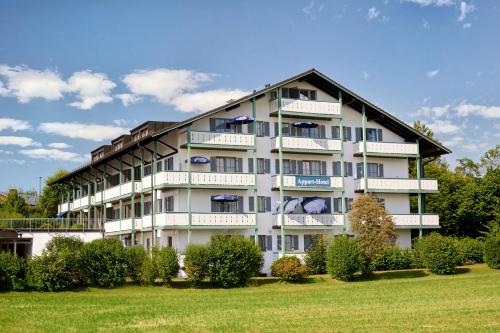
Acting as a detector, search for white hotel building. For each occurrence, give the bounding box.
[55,69,450,271]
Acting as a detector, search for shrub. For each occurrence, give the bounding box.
[271,256,308,282]
[27,236,85,291]
[71,223,84,230]
[155,247,179,284]
[455,238,484,265]
[0,252,26,291]
[414,233,460,275]
[78,238,127,288]
[207,235,263,288]
[184,244,210,286]
[305,235,328,274]
[124,246,147,283]
[140,255,157,285]
[371,247,413,271]
[326,235,364,281]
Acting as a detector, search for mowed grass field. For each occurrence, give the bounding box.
[1,264,499,332]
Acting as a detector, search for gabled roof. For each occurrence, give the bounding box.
[153,68,450,157]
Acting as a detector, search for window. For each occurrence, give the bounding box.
[277,235,299,251]
[248,196,271,212]
[248,158,270,174]
[356,163,384,178]
[374,197,385,209]
[144,201,152,215]
[355,128,383,142]
[275,159,297,175]
[213,157,242,173]
[248,121,270,137]
[333,198,353,212]
[210,118,242,133]
[333,162,353,177]
[157,196,174,213]
[332,126,352,141]
[144,164,152,176]
[274,87,317,101]
[299,89,316,101]
[211,196,243,213]
[300,160,326,175]
[249,235,273,252]
[304,235,322,251]
[133,132,141,141]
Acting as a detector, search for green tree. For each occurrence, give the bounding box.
[37,169,70,217]
[455,157,481,177]
[480,145,499,172]
[0,189,30,218]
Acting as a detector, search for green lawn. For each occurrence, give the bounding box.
[1,264,499,332]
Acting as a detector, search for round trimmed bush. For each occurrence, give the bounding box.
[414,233,460,275]
[28,236,85,291]
[372,247,413,271]
[326,235,364,281]
[78,238,127,288]
[484,235,500,269]
[184,244,210,286]
[0,252,26,291]
[455,238,484,265]
[305,235,328,275]
[271,256,308,282]
[140,255,157,285]
[124,246,147,283]
[156,247,179,284]
[207,235,263,288]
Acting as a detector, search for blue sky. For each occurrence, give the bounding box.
[0,0,499,191]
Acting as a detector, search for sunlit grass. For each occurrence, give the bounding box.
[0,264,499,332]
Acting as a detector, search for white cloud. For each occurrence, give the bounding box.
[423,19,430,29]
[0,136,41,147]
[363,72,369,80]
[302,1,324,20]
[115,93,141,106]
[38,122,129,142]
[0,118,31,132]
[0,158,25,165]
[442,135,464,147]
[402,0,455,6]
[367,7,380,20]
[0,149,14,155]
[462,22,471,28]
[454,101,500,118]
[458,1,474,21]
[427,120,461,134]
[427,69,440,78]
[47,142,72,149]
[122,68,248,113]
[170,89,248,113]
[112,119,127,127]
[417,104,451,119]
[66,71,116,110]
[0,65,116,109]
[19,148,85,162]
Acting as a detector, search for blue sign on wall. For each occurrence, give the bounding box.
[295,176,331,188]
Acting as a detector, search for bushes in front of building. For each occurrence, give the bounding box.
[271,256,308,282]
[305,235,328,275]
[454,237,484,265]
[155,247,179,284]
[326,235,364,281]
[483,223,500,269]
[371,247,414,271]
[183,244,210,286]
[78,238,127,288]
[27,236,85,291]
[207,236,263,288]
[414,233,460,275]
[0,252,27,291]
[124,246,147,283]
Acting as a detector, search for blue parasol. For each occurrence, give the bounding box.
[292,121,318,128]
[301,197,327,214]
[55,211,68,220]
[230,116,254,124]
[186,156,210,164]
[211,194,239,202]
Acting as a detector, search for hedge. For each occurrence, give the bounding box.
[327,235,364,281]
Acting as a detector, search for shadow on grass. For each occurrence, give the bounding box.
[352,269,430,282]
[454,267,471,275]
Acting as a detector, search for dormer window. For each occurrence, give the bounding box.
[113,142,123,151]
[270,87,317,101]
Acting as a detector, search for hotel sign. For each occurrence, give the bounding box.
[295,176,331,188]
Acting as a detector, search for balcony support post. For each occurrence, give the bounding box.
[338,90,346,232]
[140,147,145,245]
[103,165,107,226]
[416,139,423,238]
[79,174,83,226]
[252,97,258,244]
[87,173,91,229]
[278,87,285,256]
[187,126,192,244]
[119,156,123,239]
[93,174,98,228]
[362,104,368,194]
[131,149,136,245]
[152,140,157,247]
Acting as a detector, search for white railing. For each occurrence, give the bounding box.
[353,142,419,156]
[270,99,341,116]
[272,175,342,189]
[356,178,438,192]
[59,202,70,213]
[153,213,256,228]
[93,181,142,203]
[105,220,121,233]
[104,218,139,233]
[150,171,255,188]
[392,214,440,227]
[271,137,341,152]
[188,131,255,147]
[276,214,344,227]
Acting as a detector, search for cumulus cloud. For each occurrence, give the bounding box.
[302,1,324,20]
[454,101,500,118]
[121,68,248,113]
[442,135,464,147]
[0,136,41,147]
[0,65,116,109]
[367,7,380,20]
[115,93,141,106]
[19,148,86,162]
[458,1,474,21]
[47,142,72,149]
[0,158,25,165]
[427,120,461,134]
[427,69,440,78]
[402,0,455,6]
[38,122,129,142]
[0,118,31,132]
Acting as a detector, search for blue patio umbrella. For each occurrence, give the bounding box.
[186,156,210,164]
[230,116,254,124]
[292,121,318,128]
[55,211,68,220]
[301,197,327,214]
[211,194,239,202]
[273,198,302,214]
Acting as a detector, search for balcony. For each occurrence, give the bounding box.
[353,142,419,158]
[269,99,341,119]
[274,214,344,228]
[355,178,438,193]
[105,218,141,233]
[93,181,142,205]
[142,171,255,190]
[58,202,71,213]
[272,175,342,191]
[271,137,341,154]
[142,213,255,229]
[72,196,89,210]
[182,131,255,150]
[392,214,440,229]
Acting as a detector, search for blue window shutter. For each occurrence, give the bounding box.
[209,119,216,132]
[355,127,362,142]
[238,196,244,212]
[332,126,339,139]
[356,163,363,178]
[247,124,253,134]
[264,122,270,136]
[297,161,303,175]
[293,235,299,250]
[344,127,352,141]
[211,200,217,212]
[324,197,332,213]
[291,160,297,174]
[237,158,243,173]
[266,235,272,251]
[378,164,384,178]
[265,197,271,212]
[248,158,253,173]
[275,159,280,174]
[277,236,281,251]
[264,159,271,174]
[319,125,326,139]
[290,124,296,137]
[377,129,383,142]
[333,198,340,213]
[321,161,327,175]
[249,196,254,212]
[274,122,279,137]
[346,162,353,177]
[210,158,217,172]
[333,162,340,176]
